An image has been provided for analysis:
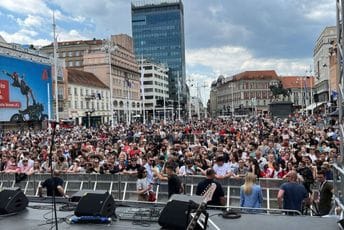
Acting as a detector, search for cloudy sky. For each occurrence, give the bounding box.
[0,0,336,102]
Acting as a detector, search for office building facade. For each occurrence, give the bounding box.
[313,26,337,104]
[131,0,186,114]
[139,59,170,122]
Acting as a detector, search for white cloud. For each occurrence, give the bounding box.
[16,14,44,28]
[186,46,312,76]
[0,0,50,15]
[0,29,50,45]
[57,29,89,42]
[303,1,335,21]
[71,16,86,23]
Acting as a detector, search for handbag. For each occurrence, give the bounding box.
[147,191,156,202]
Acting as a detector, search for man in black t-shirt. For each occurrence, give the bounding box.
[38,171,66,197]
[123,158,141,175]
[196,169,225,206]
[158,164,183,198]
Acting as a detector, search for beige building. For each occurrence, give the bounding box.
[41,34,141,124]
[313,26,337,104]
[210,70,280,117]
[66,69,110,126]
[40,39,103,70]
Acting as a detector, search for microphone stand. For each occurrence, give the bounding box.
[48,121,58,230]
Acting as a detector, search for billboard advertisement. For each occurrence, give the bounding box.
[0,55,51,122]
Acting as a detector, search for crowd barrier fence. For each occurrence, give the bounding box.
[0,173,329,210]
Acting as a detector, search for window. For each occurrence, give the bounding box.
[74,88,78,96]
[58,104,63,112]
[58,87,63,100]
[74,101,78,109]
[80,101,83,109]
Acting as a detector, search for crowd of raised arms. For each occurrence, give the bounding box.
[0,113,337,187]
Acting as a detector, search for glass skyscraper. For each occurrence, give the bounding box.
[131,0,186,108]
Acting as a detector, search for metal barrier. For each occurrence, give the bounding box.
[0,173,330,210]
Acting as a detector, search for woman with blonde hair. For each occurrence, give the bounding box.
[240,173,263,211]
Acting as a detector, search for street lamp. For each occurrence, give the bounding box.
[187,76,194,121]
[177,72,181,121]
[101,38,118,128]
[228,84,234,116]
[296,77,304,114]
[305,69,314,115]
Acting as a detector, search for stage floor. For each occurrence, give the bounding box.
[0,203,339,230]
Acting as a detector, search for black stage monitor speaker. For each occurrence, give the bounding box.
[74,191,115,217]
[0,187,28,214]
[70,190,108,203]
[158,195,201,230]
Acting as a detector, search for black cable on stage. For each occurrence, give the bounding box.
[48,121,59,230]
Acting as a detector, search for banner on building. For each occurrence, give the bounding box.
[0,55,51,122]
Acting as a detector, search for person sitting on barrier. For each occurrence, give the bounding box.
[136,166,154,201]
[196,169,225,206]
[277,171,309,215]
[240,173,263,212]
[144,156,155,184]
[38,170,67,198]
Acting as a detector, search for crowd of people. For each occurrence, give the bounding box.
[0,113,337,215]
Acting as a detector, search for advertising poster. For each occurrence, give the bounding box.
[0,55,51,122]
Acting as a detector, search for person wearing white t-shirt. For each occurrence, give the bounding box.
[213,156,235,179]
[178,159,197,176]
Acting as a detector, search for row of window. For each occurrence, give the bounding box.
[59,50,83,58]
[69,87,108,98]
[73,100,108,110]
[66,60,81,67]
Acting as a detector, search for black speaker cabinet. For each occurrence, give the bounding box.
[74,191,115,217]
[158,195,201,230]
[0,187,28,214]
